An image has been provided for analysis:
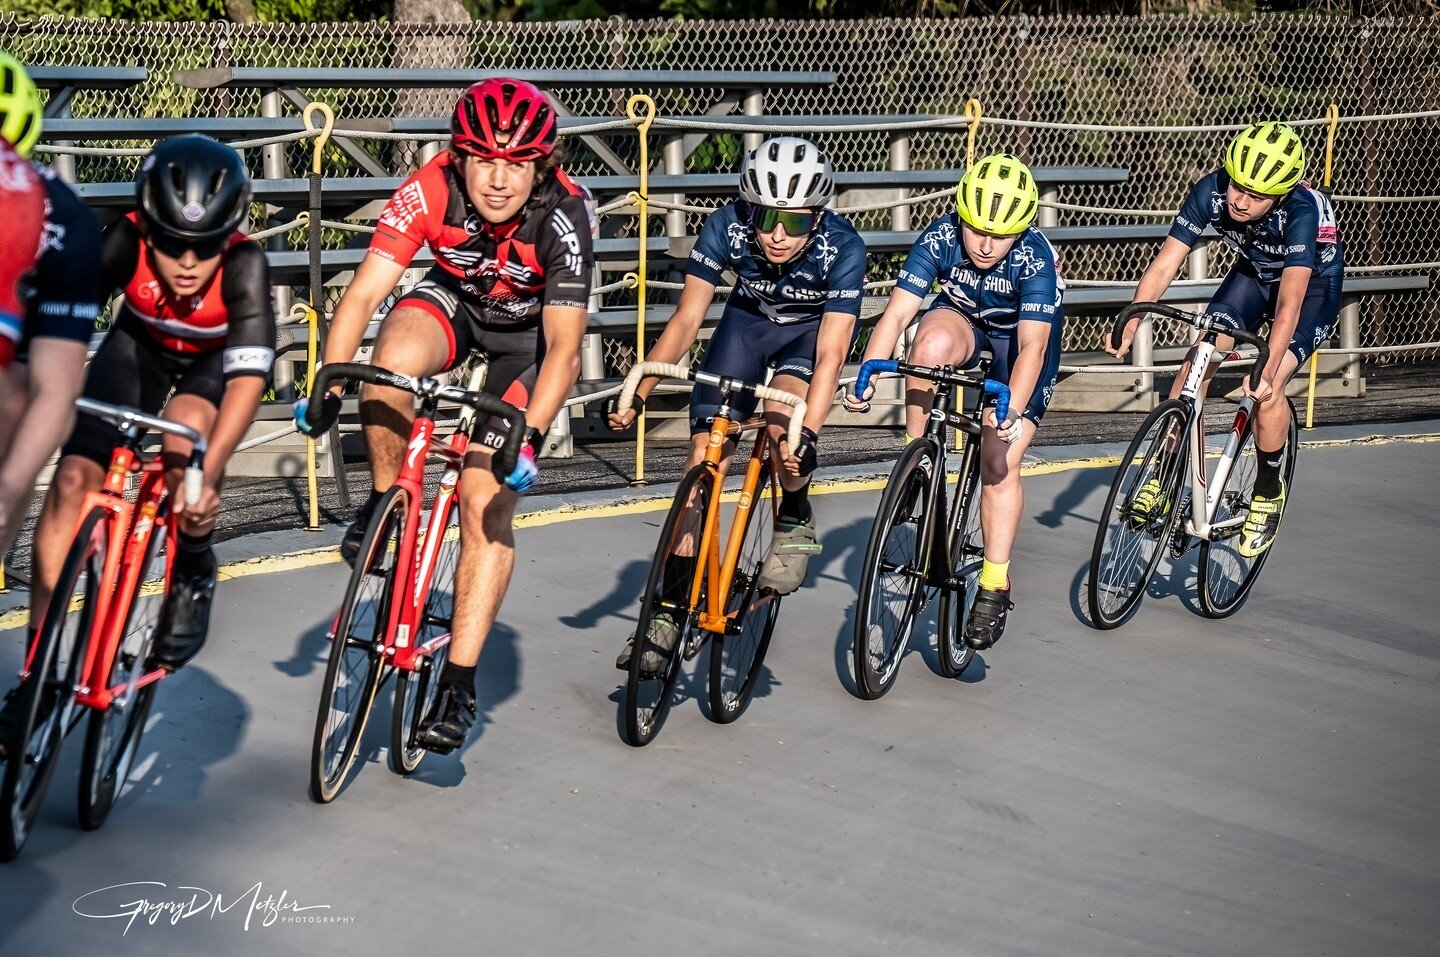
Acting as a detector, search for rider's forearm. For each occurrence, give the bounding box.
[524,341,581,439]
[0,373,80,506]
[1266,269,1309,380]
[861,291,924,364]
[321,290,385,381]
[1002,339,1046,418]
[633,307,706,403]
[203,376,267,482]
[1133,238,1192,305]
[803,342,848,435]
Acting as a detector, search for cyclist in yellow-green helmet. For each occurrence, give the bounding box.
[848,152,1066,651]
[1109,122,1344,559]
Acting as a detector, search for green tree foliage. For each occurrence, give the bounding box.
[0,0,388,21]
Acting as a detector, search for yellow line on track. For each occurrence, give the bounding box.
[1,430,1433,632]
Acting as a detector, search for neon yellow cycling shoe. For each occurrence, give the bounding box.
[1238,481,1287,558]
[1127,477,1171,529]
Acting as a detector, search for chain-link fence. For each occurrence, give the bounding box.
[4,13,1437,367]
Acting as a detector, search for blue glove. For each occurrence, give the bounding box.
[503,445,539,494]
[294,392,342,437]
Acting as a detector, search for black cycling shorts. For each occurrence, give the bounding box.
[1208,264,1343,366]
[392,270,542,451]
[62,315,225,467]
[689,304,828,434]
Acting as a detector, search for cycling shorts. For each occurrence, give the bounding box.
[392,270,542,451]
[1208,264,1343,367]
[689,304,829,434]
[932,306,1064,427]
[62,315,225,468]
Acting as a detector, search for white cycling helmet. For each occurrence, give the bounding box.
[739,136,834,209]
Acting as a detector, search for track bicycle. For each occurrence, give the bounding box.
[850,358,1010,699]
[1088,302,1299,629]
[306,361,523,803]
[614,361,806,747]
[1,398,207,861]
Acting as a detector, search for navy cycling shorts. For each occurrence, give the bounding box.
[929,306,1064,427]
[1208,265,1343,367]
[689,305,829,434]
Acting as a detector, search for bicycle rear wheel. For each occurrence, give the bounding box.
[391,506,456,775]
[78,512,166,830]
[1,507,107,861]
[937,442,983,678]
[708,455,779,724]
[624,464,710,747]
[1198,401,1299,618]
[853,438,936,699]
[310,487,404,802]
[1088,399,1191,629]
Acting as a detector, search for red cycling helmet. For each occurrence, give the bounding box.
[450,78,558,163]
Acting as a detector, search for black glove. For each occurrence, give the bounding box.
[295,391,343,437]
[793,426,819,477]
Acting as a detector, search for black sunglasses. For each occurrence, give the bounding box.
[149,231,228,261]
[748,206,817,237]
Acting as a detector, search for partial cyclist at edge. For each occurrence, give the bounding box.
[849,153,1065,651]
[1,135,276,755]
[298,79,594,755]
[0,52,104,565]
[1108,122,1343,558]
[608,135,867,674]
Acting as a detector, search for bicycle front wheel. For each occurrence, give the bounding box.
[79,510,166,830]
[853,438,937,699]
[624,464,711,747]
[391,505,457,775]
[1,507,107,861]
[1088,399,1191,630]
[310,487,405,802]
[937,442,984,679]
[708,455,779,724]
[1198,400,1299,618]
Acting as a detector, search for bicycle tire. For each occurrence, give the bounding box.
[1088,399,1191,630]
[391,507,457,775]
[623,464,711,747]
[0,507,107,860]
[310,487,405,802]
[78,509,167,830]
[937,441,984,679]
[707,454,779,724]
[1197,400,1299,618]
[853,438,937,699]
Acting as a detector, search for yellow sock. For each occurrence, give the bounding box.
[903,433,916,446]
[978,559,1009,591]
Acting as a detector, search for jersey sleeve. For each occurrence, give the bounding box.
[824,230,867,318]
[895,217,951,298]
[1282,194,1321,271]
[1168,173,1221,248]
[26,182,105,334]
[1015,237,1063,326]
[538,194,594,310]
[369,165,437,268]
[218,241,277,379]
[686,207,735,287]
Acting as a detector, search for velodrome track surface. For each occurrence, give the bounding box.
[0,422,1437,956]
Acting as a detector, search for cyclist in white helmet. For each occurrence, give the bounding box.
[609,135,867,674]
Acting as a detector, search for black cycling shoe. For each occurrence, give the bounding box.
[341,492,384,568]
[964,585,1014,651]
[416,685,476,755]
[151,563,218,672]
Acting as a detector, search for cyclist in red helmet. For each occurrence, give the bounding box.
[299,78,594,756]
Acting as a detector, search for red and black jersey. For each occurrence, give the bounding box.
[100,213,276,378]
[370,152,595,328]
[0,141,46,366]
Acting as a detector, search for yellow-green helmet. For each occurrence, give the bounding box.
[955,153,1039,236]
[1224,122,1306,197]
[0,51,42,158]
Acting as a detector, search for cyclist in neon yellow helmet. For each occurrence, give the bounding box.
[1109,121,1344,559]
[848,152,1066,651]
[0,51,42,158]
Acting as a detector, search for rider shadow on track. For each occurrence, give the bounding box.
[273,616,333,679]
[559,558,650,631]
[1033,467,1109,530]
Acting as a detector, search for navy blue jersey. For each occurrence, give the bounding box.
[895,213,1064,337]
[25,164,103,339]
[686,202,866,324]
[1170,170,1343,283]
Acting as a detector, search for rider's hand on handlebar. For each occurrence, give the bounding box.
[1241,374,1275,405]
[781,427,820,479]
[1106,317,1141,359]
[294,390,342,437]
[176,478,222,529]
[606,394,643,431]
[502,445,539,494]
[984,407,1024,445]
[843,383,875,414]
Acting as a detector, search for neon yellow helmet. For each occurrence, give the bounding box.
[0,51,42,158]
[1225,122,1306,197]
[955,153,1039,236]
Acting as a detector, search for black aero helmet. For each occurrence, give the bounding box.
[137,134,250,243]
